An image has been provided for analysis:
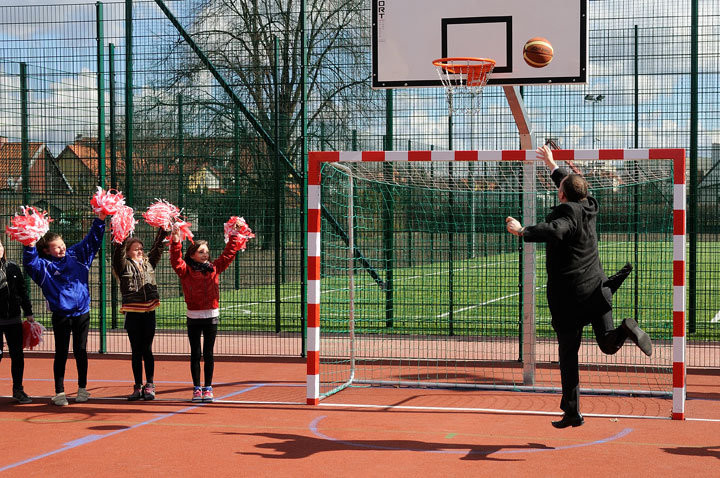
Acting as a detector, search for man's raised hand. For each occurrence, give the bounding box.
[536,145,558,171]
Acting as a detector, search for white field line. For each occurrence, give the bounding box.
[437,284,547,319]
[219,258,519,314]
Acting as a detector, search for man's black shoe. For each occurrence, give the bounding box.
[622,318,653,357]
[551,414,584,429]
[606,262,633,294]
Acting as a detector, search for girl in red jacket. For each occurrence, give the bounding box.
[169,223,242,402]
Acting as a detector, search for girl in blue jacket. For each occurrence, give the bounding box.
[23,212,106,406]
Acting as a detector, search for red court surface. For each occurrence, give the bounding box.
[1,356,719,477]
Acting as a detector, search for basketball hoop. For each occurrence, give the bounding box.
[432,57,495,115]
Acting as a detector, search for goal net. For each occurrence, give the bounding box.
[306,149,686,418]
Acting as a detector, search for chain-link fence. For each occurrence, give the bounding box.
[0,0,718,365]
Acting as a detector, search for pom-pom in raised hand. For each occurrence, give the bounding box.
[90,187,126,216]
[111,206,137,244]
[143,199,181,231]
[224,216,255,251]
[5,207,53,246]
[174,219,194,244]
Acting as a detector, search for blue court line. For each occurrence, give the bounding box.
[309,415,633,455]
[0,384,267,473]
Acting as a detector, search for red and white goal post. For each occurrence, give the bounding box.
[306,148,687,420]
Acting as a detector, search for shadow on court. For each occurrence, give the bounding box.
[662,445,720,460]
[230,431,552,461]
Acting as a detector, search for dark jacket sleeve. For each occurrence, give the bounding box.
[522,203,577,243]
[111,240,127,278]
[8,262,33,316]
[148,228,167,269]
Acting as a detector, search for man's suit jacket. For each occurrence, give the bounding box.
[522,168,609,330]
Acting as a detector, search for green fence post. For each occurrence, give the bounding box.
[97,1,107,353]
[689,0,698,334]
[384,89,394,329]
[273,35,282,333]
[177,94,184,298]
[20,63,29,207]
[448,104,454,336]
[633,25,640,320]
[19,62,32,296]
[233,106,241,291]
[407,139,413,269]
[125,0,133,206]
[177,94,184,210]
[300,0,307,357]
[109,42,118,330]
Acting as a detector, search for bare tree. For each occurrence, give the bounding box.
[156,0,373,161]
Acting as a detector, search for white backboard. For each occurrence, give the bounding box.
[373,0,588,88]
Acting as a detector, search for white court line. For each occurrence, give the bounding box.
[711,310,720,323]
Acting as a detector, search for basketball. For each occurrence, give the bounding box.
[523,37,554,68]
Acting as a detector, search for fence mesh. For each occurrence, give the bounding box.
[0,1,718,366]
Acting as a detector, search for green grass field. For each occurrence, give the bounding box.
[79,241,720,342]
[318,240,720,341]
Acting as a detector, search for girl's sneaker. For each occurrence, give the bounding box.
[12,389,32,404]
[143,383,156,401]
[202,386,214,403]
[128,384,144,401]
[76,388,91,403]
[52,392,69,406]
[191,386,203,402]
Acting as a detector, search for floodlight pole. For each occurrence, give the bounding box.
[503,86,536,387]
[584,94,605,148]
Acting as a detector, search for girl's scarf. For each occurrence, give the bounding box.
[186,257,214,274]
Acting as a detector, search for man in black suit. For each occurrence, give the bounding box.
[505,145,652,429]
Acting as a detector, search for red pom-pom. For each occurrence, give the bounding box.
[143,200,181,231]
[5,206,53,246]
[111,206,137,244]
[22,320,45,350]
[90,187,126,216]
[174,219,194,244]
[224,216,255,251]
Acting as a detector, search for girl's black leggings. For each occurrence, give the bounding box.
[125,311,156,385]
[186,319,218,387]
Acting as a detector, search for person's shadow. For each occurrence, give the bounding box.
[663,445,720,460]
[228,431,552,461]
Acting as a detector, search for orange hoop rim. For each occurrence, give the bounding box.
[432,57,496,69]
[432,57,496,87]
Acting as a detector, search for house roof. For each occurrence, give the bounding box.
[0,141,53,191]
[58,141,126,178]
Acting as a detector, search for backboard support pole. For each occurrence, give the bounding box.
[504,85,537,387]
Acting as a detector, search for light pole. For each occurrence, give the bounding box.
[584,94,605,148]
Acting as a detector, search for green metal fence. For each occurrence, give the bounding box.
[0,1,719,366]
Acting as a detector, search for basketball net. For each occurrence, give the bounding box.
[433,57,495,116]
